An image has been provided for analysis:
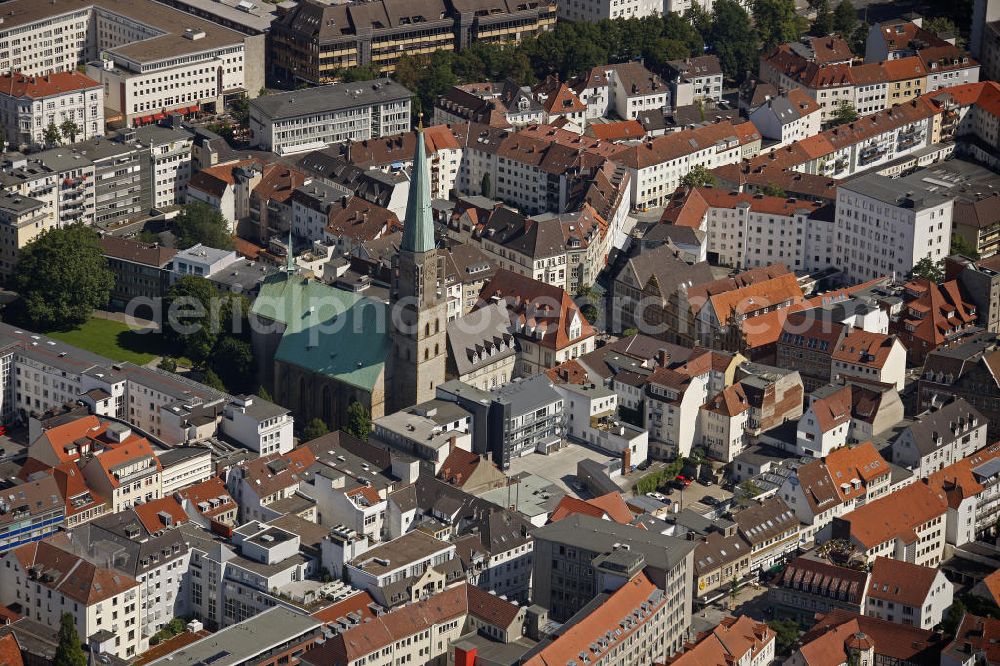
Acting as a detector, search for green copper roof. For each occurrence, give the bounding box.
[401,127,434,254]
[252,274,391,393]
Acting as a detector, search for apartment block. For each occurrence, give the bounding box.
[831,481,948,566]
[530,515,695,655]
[619,121,762,210]
[865,556,953,629]
[0,72,104,149]
[0,537,143,659]
[891,398,987,477]
[271,0,555,84]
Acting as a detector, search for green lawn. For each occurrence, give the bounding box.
[45,317,181,366]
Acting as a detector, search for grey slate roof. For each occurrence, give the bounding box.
[533,513,695,572]
[447,301,517,376]
[250,80,412,121]
[618,244,715,298]
[895,397,984,456]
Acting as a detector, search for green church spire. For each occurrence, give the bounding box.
[401,115,434,254]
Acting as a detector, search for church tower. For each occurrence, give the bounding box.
[388,119,447,411]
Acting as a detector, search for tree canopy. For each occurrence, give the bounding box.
[390,14,705,114]
[54,614,86,666]
[709,0,760,83]
[14,225,114,330]
[810,0,835,36]
[832,0,858,36]
[43,122,62,147]
[951,233,980,260]
[345,401,372,441]
[911,256,944,282]
[681,165,717,188]
[767,619,800,655]
[60,120,81,144]
[828,101,859,127]
[302,418,329,442]
[212,336,255,394]
[174,202,234,250]
[754,0,801,49]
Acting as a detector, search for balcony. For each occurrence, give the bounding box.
[858,147,885,166]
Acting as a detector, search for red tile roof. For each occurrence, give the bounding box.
[661,188,823,231]
[312,590,378,625]
[240,447,317,498]
[616,121,760,170]
[304,584,519,664]
[0,71,100,98]
[174,477,236,520]
[881,55,928,81]
[838,481,947,549]
[685,264,793,316]
[11,537,137,605]
[898,278,978,358]
[867,556,940,607]
[133,496,188,533]
[524,574,665,666]
[51,462,106,519]
[587,120,645,142]
[345,485,382,506]
[477,268,595,350]
[438,448,485,487]
[326,196,400,242]
[0,633,24,666]
[34,415,105,464]
[669,616,774,666]
[545,358,590,385]
[702,384,750,417]
[832,329,900,369]
[90,436,161,489]
[798,610,943,666]
[187,159,258,198]
[708,271,804,322]
[824,442,890,497]
[948,614,1000,666]
[550,492,634,525]
[925,442,1000,507]
[978,570,1000,606]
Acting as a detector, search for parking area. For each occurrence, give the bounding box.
[630,469,734,511]
[506,442,615,496]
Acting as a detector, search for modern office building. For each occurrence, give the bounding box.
[248,80,412,155]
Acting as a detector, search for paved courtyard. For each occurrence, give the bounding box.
[506,442,614,495]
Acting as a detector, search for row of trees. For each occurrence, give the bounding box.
[43,120,83,147]
[345,0,865,107]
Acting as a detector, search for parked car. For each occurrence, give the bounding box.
[676,475,692,487]
[647,492,666,501]
[701,495,719,506]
